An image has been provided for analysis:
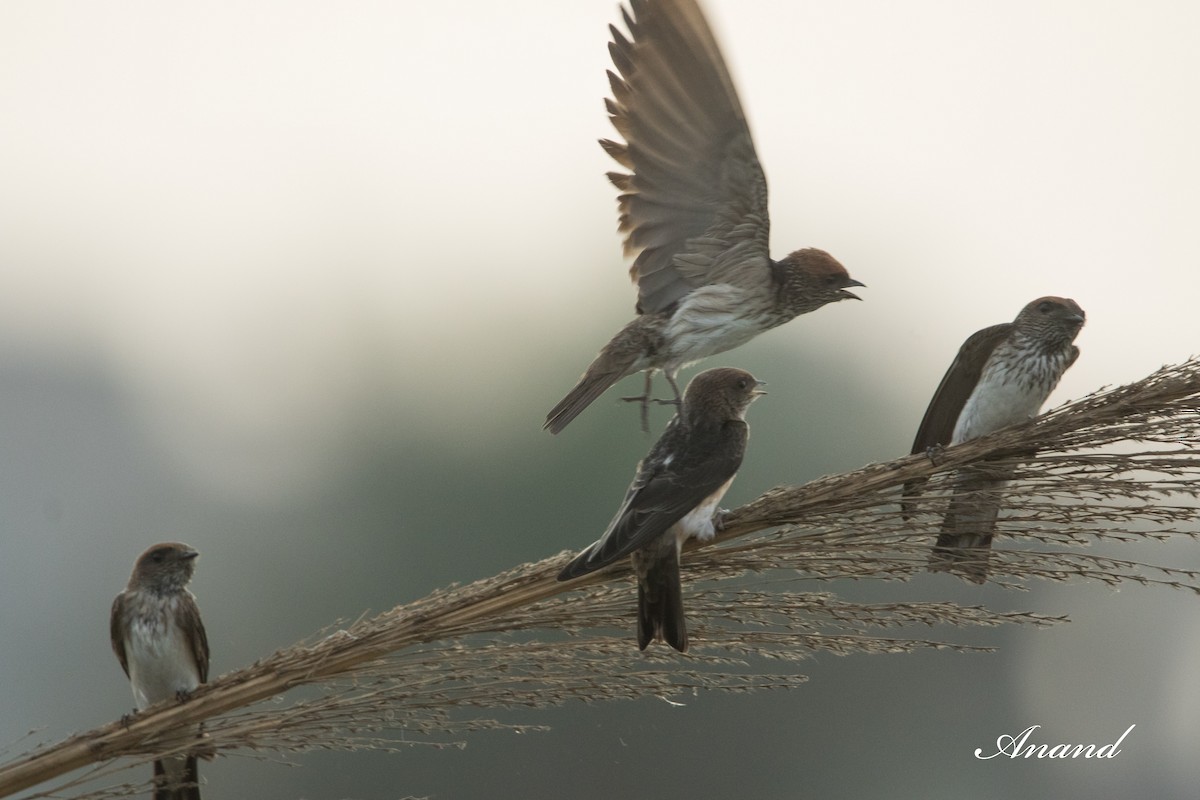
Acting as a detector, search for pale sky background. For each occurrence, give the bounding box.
[1,1,1198,798]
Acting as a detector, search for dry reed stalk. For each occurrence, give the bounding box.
[4,358,1199,799]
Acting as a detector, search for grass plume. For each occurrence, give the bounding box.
[3,358,1199,799]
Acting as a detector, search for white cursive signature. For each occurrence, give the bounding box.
[974,724,1135,760]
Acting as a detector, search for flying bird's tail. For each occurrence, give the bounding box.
[153,755,201,800]
[928,464,1013,584]
[545,365,631,435]
[544,315,664,434]
[635,547,688,652]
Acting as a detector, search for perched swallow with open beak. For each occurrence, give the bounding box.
[111,542,210,800]
[905,297,1085,582]
[558,367,765,651]
[544,0,861,435]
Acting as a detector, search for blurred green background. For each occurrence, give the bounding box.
[2,1,1199,797]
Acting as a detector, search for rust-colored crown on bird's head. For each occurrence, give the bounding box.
[772,248,865,318]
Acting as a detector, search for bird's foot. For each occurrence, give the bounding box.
[174,688,194,703]
[620,394,678,405]
[120,711,135,728]
[713,508,731,533]
[619,394,653,433]
[923,444,946,466]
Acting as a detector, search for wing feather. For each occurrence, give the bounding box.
[902,324,1012,515]
[910,324,1013,454]
[179,594,211,683]
[605,0,772,314]
[110,593,130,678]
[559,420,746,578]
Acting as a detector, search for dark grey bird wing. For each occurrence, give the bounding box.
[604,0,772,314]
[559,418,747,579]
[179,593,210,683]
[902,323,1011,515]
[910,323,1013,454]
[109,593,130,678]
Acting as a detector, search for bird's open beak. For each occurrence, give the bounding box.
[839,278,866,301]
[752,380,768,397]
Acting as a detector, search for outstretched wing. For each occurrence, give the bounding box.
[559,419,746,579]
[604,0,772,314]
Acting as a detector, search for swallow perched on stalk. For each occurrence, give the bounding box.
[558,367,765,651]
[111,542,210,800]
[544,0,862,435]
[905,297,1085,582]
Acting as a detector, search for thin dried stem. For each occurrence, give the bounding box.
[3,358,1199,798]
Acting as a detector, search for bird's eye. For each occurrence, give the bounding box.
[737,378,748,389]
[1038,301,1054,313]
[151,551,165,563]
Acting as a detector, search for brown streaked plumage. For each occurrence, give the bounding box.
[544,0,862,435]
[904,297,1085,582]
[111,542,209,800]
[558,367,765,651]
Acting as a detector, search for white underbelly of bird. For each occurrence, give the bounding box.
[664,285,772,368]
[953,363,1050,444]
[126,613,203,710]
[673,477,734,549]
